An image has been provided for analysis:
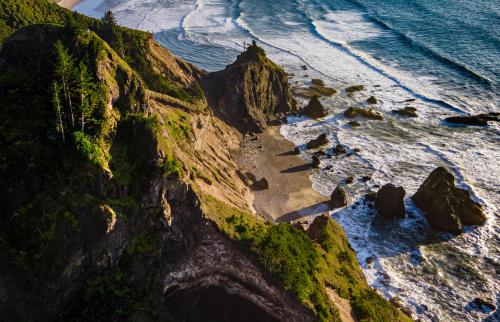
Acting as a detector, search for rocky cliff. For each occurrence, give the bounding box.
[202,41,298,133]
[0,2,411,322]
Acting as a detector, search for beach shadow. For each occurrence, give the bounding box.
[277,150,298,156]
[280,163,312,173]
[277,201,330,222]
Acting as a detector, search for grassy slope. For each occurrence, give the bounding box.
[202,195,412,322]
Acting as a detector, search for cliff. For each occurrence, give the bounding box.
[0,1,410,322]
[203,41,298,133]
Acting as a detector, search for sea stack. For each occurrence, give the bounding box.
[412,167,486,233]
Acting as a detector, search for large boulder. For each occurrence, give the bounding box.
[375,184,406,219]
[412,167,486,234]
[330,186,348,209]
[203,42,298,133]
[344,107,383,120]
[306,133,329,149]
[303,96,327,119]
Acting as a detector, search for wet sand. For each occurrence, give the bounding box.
[237,123,329,223]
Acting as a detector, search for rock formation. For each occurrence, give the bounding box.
[392,106,418,118]
[203,42,298,133]
[344,107,383,120]
[445,112,499,126]
[306,133,329,149]
[302,96,328,119]
[375,184,406,219]
[330,186,349,209]
[412,167,486,233]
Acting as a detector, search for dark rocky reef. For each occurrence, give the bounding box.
[302,96,328,119]
[306,133,329,149]
[330,186,348,209]
[344,107,383,120]
[445,112,499,126]
[412,167,486,234]
[203,42,298,133]
[392,106,418,118]
[375,184,406,219]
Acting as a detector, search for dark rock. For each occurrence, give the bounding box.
[365,192,376,202]
[203,43,298,133]
[392,106,418,118]
[365,256,375,265]
[293,147,300,155]
[390,296,404,308]
[311,79,324,86]
[445,113,499,126]
[367,96,378,104]
[412,167,486,234]
[344,107,383,120]
[251,177,269,191]
[361,176,371,182]
[353,148,361,153]
[473,298,496,311]
[306,133,329,149]
[330,186,348,209]
[400,306,412,317]
[301,65,308,70]
[302,96,328,119]
[312,155,321,168]
[332,144,347,155]
[348,121,361,127]
[346,85,364,93]
[345,176,354,184]
[375,183,406,219]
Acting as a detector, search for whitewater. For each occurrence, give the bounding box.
[75,0,499,321]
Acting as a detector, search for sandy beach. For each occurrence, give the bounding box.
[237,122,329,223]
[57,0,81,9]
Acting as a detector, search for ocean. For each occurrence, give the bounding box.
[75,0,499,320]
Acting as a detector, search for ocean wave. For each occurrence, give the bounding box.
[179,0,203,40]
[230,0,343,82]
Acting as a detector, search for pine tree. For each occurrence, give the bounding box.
[102,11,117,27]
[76,61,94,133]
[51,81,65,143]
[54,41,76,128]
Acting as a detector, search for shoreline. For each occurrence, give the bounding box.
[237,122,329,223]
[57,0,81,9]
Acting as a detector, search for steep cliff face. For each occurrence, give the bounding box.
[203,42,298,133]
[0,22,311,322]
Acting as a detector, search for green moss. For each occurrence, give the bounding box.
[191,166,213,185]
[126,232,156,255]
[161,155,182,177]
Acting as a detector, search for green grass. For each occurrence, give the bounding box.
[202,195,412,322]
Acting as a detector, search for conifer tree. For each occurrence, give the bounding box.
[54,41,76,127]
[102,11,117,27]
[52,81,65,143]
[76,61,93,132]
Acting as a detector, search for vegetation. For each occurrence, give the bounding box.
[235,40,285,73]
[202,195,412,322]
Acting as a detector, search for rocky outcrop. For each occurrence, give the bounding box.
[252,177,270,190]
[392,107,418,118]
[330,186,348,209]
[412,167,486,233]
[203,42,298,133]
[302,96,328,119]
[367,96,378,104]
[344,107,383,120]
[445,113,499,126]
[306,133,329,149]
[375,184,406,219]
[312,155,321,168]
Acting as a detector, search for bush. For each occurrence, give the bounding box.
[73,131,103,165]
